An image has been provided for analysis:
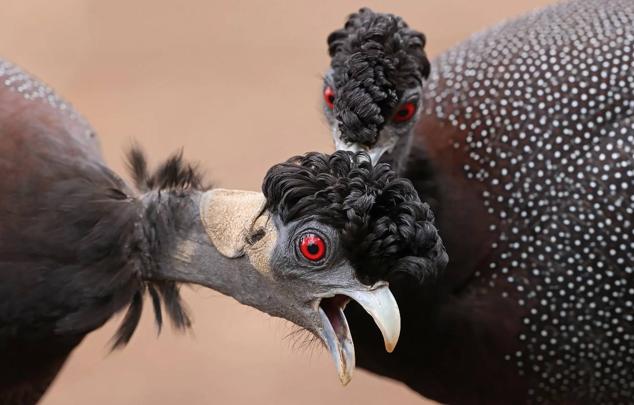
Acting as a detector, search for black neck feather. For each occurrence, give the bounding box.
[110,148,211,348]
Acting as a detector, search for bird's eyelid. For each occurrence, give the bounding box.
[322,69,335,82]
[322,78,336,91]
[401,96,420,106]
[295,227,329,247]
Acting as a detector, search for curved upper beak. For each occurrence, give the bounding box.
[315,281,401,385]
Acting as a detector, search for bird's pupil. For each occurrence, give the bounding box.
[328,95,335,103]
[307,243,319,254]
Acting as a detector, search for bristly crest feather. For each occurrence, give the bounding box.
[127,145,207,192]
[262,151,448,285]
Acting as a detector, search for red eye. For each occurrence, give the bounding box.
[323,86,335,109]
[299,233,326,261]
[392,101,417,123]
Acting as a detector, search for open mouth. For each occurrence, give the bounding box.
[318,295,354,384]
[319,295,352,341]
[315,284,401,385]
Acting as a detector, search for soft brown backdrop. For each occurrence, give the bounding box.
[1,1,553,404]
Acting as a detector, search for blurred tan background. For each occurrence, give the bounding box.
[1,1,554,404]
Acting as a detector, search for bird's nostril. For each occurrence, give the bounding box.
[247,228,266,244]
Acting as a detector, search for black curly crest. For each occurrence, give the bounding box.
[262,151,447,284]
[327,8,430,145]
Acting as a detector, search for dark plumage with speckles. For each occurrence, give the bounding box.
[329,1,634,404]
[420,1,634,402]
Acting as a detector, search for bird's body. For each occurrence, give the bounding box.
[0,59,443,403]
[325,1,634,403]
[0,60,143,404]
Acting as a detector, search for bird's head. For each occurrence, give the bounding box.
[322,8,430,171]
[182,151,446,384]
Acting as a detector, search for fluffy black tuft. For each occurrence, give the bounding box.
[327,8,430,145]
[127,146,207,192]
[262,151,447,284]
[111,147,209,348]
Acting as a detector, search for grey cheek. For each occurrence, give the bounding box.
[269,222,299,278]
[425,0,634,400]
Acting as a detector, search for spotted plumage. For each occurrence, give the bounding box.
[419,0,634,402]
[325,1,634,403]
[0,59,99,154]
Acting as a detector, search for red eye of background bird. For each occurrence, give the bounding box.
[392,101,417,123]
[299,233,326,261]
[323,86,335,109]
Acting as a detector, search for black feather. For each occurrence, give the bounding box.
[0,60,208,402]
[117,147,205,342]
[111,289,144,349]
[127,146,207,191]
[156,282,191,330]
[148,284,163,333]
[127,145,151,192]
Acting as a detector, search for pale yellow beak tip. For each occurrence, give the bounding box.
[339,372,352,386]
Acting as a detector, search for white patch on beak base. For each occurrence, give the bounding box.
[332,127,365,154]
[331,126,398,165]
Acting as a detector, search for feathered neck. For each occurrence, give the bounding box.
[111,148,211,347]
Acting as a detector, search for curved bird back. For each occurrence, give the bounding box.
[411,0,634,402]
[0,59,141,401]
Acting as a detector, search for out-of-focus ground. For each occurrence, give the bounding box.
[1,1,554,404]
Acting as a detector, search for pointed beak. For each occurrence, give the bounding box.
[316,282,401,385]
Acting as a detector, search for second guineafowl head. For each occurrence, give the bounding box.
[322,8,430,172]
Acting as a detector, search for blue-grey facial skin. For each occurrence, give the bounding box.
[163,201,362,334]
[322,70,423,173]
[264,215,400,384]
[161,190,400,385]
[271,217,372,290]
[267,217,360,328]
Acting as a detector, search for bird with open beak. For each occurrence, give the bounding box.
[146,150,447,385]
[0,54,447,401]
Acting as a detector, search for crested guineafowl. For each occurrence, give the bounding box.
[0,59,446,404]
